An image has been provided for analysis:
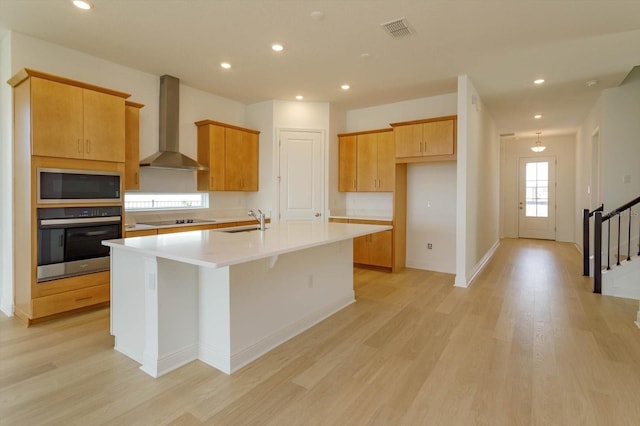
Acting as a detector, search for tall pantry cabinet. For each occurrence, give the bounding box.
[9,68,132,325]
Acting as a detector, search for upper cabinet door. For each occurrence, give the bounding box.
[423,119,454,156]
[197,123,226,191]
[338,135,357,192]
[240,131,259,191]
[196,121,259,192]
[83,89,125,162]
[394,123,423,158]
[31,77,84,159]
[356,133,378,192]
[376,131,395,191]
[124,103,142,190]
[225,127,258,191]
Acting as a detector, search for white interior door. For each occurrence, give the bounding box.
[278,130,324,222]
[518,156,556,240]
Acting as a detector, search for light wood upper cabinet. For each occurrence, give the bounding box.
[28,76,126,162]
[197,123,226,191]
[124,101,144,190]
[83,89,125,162]
[225,127,259,191]
[338,135,357,192]
[338,129,394,192]
[196,120,259,192]
[356,133,378,191]
[31,77,84,159]
[392,115,457,162]
[376,131,395,191]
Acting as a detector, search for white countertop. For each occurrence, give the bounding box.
[104,221,392,269]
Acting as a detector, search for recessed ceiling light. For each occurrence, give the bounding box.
[586,79,599,87]
[72,0,92,10]
[360,53,371,59]
[296,95,304,100]
[533,78,545,85]
[341,84,350,90]
[310,11,325,20]
[534,114,543,119]
[271,44,284,52]
[220,62,231,69]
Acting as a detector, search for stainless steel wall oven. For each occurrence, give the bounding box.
[37,206,122,282]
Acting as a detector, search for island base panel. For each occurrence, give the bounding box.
[110,239,355,377]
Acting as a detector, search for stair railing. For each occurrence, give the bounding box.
[583,204,603,276]
[593,195,640,294]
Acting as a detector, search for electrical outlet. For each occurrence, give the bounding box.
[427,243,433,249]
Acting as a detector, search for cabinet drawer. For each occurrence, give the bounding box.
[32,284,110,318]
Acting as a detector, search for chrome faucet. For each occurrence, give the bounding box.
[248,209,266,231]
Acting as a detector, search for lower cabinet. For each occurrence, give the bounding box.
[18,271,111,325]
[125,229,158,237]
[32,283,110,319]
[330,218,393,270]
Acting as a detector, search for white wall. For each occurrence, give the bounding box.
[345,93,458,273]
[329,104,347,213]
[600,67,640,209]
[576,66,640,254]
[456,75,500,287]
[0,32,12,316]
[501,134,577,242]
[575,96,603,251]
[246,100,275,215]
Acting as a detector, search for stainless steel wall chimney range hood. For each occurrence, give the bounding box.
[139,75,208,171]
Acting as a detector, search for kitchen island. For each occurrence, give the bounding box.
[103,221,392,377]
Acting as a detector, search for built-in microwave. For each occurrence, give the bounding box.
[37,168,121,204]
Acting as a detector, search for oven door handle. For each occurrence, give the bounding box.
[78,230,111,237]
[40,216,122,226]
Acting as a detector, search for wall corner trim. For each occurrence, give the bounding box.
[455,239,501,288]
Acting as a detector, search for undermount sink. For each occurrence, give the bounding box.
[219,226,267,233]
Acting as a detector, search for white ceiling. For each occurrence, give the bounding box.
[1,0,639,138]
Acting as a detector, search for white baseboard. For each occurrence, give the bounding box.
[228,296,355,374]
[455,240,500,288]
[574,243,583,255]
[141,344,199,378]
[199,342,231,374]
[0,297,13,317]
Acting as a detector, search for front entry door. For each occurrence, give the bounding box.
[518,156,556,240]
[278,130,324,221]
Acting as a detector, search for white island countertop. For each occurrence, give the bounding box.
[104,221,392,269]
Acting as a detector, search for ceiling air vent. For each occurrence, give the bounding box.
[381,17,412,39]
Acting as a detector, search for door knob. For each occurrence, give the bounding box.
[315,212,321,217]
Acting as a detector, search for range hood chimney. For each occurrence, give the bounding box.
[139,75,208,171]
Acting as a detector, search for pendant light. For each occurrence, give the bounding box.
[531,131,546,152]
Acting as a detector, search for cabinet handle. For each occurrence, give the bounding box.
[353,179,356,190]
[374,178,377,189]
[77,139,82,153]
[86,139,91,153]
[76,296,93,302]
[135,172,139,185]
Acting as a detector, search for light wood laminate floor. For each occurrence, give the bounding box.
[1,239,639,425]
